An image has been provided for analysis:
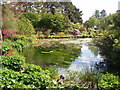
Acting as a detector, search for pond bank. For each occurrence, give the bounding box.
[34,38,70,47]
[34,38,93,47]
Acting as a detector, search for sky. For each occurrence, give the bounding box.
[71,0,120,22]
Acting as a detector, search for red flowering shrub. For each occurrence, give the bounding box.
[0,39,6,41]
[5,54,16,56]
[2,29,19,37]
[45,35,48,38]
[3,49,16,56]
[38,35,40,39]
[6,49,16,53]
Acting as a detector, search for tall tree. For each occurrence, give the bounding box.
[99,16,108,30]
[20,12,40,28]
[86,16,100,28]
[94,10,100,18]
[113,11,120,29]
[38,13,69,33]
[36,2,83,23]
[2,4,18,29]
[13,2,83,23]
[100,10,107,17]
[17,17,34,35]
[60,2,83,23]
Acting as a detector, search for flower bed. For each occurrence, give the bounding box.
[37,35,74,39]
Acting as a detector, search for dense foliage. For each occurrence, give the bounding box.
[2,2,83,34]
[95,11,120,75]
[17,17,35,35]
[38,13,69,33]
[113,11,120,28]
[20,12,40,28]
[1,1,120,89]
[84,10,111,30]
[10,2,83,23]
[1,65,52,88]
[1,35,53,88]
[2,4,18,30]
[98,73,120,89]
[84,16,100,28]
[2,55,25,71]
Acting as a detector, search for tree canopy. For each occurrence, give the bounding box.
[38,13,69,33]
[17,17,34,35]
[10,2,83,24]
[20,12,40,28]
[2,4,18,30]
[113,11,120,29]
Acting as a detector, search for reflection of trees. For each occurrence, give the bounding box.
[88,43,99,56]
[23,43,81,69]
[88,42,120,75]
[22,45,36,62]
[96,45,120,76]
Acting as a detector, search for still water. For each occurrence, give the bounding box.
[58,38,104,75]
[22,38,104,75]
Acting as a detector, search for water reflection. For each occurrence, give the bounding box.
[22,38,104,75]
[69,45,103,70]
[23,43,81,69]
[58,43,103,75]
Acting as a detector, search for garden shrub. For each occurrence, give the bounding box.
[31,34,37,38]
[2,40,13,54]
[98,73,120,89]
[27,37,34,43]
[2,55,25,71]
[12,43,22,52]
[3,49,18,56]
[15,40,27,47]
[21,70,52,88]
[2,29,19,38]
[46,66,58,79]
[17,17,34,35]
[20,12,40,28]
[1,67,52,88]
[11,35,27,41]
[1,68,25,88]
[70,22,82,30]
[12,35,35,44]
[11,39,32,52]
[24,64,44,74]
[38,13,68,33]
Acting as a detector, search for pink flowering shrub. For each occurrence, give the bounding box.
[2,29,19,37]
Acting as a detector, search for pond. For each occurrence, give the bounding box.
[22,38,105,75]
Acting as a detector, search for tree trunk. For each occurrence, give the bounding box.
[0,4,3,56]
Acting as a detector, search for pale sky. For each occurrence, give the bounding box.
[71,0,120,22]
